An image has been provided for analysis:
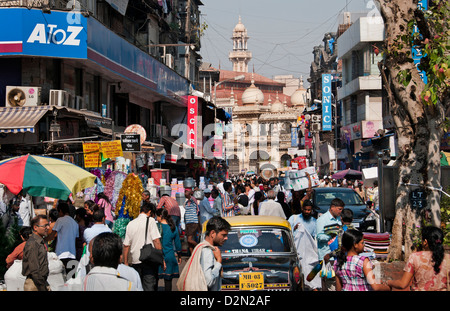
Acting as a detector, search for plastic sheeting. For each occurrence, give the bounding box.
[4,252,65,291]
[293,223,322,290]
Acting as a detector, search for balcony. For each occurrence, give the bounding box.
[337,75,382,100]
[337,16,385,60]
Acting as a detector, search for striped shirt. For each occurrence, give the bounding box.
[157,195,181,217]
[221,192,235,217]
[184,197,199,224]
[333,255,373,291]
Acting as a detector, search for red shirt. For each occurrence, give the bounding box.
[157,195,181,217]
[6,241,26,268]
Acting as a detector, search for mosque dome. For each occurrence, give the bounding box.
[290,76,307,107]
[234,16,246,32]
[271,93,284,113]
[241,76,264,105]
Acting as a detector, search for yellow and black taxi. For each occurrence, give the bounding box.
[203,215,304,291]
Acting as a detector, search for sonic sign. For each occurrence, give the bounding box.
[321,74,332,131]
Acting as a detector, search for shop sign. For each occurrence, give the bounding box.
[121,134,141,152]
[0,8,87,59]
[412,0,428,84]
[82,142,101,168]
[322,74,332,131]
[101,140,123,158]
[187,95,198,154]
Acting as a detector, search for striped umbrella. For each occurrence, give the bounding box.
[0,154,96,200]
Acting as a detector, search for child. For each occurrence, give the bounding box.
[333,229,390,291]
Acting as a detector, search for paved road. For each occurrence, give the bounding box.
[157,255,188,291]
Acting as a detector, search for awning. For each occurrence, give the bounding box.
[0,106,51,134]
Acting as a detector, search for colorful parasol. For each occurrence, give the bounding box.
[0,154,97,200]
[331,168,363,180]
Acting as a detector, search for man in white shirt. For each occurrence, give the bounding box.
[83,232,138,291]
[258,190,286,219]
[18,192,31,227]
[123,202,162,291]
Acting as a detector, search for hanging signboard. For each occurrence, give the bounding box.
[322,74,332,131]
[187,95,199,156]
[120,134,141,152]
[101,140,123,158]
[83,142,101,168]
[412,0,428,84]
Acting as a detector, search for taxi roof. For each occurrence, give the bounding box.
[218,215,291,230]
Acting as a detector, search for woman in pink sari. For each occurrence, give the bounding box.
[388,226,450,291]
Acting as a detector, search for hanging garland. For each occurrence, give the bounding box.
[115,173,143,220]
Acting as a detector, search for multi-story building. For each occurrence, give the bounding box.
[337,15,390,169]
[198,17,308,177]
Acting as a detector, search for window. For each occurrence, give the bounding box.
[220,227,292,254]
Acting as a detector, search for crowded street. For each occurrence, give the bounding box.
[0,0,449,303]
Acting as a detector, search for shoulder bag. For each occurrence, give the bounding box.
[139,217,164,266]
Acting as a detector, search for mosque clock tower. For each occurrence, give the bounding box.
[228,16,252,73]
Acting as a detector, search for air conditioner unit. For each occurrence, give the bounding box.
[5,86,41,107]
[49,90,69,106]
[311,123,321,132]
[165,54,174,69]
[311,115,321,123]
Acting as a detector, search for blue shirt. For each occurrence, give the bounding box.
[316,211,341,260]
[199,197,216,225]
[83,223,112,245]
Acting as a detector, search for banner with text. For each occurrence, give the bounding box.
[187,96,199,157]
[322,74,332,131]
[83,143,101,168]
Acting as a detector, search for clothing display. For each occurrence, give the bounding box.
[363,232,390,259]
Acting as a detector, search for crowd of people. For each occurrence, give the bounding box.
[1,173,449,292]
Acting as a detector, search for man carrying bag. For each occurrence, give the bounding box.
[123,202,162,291]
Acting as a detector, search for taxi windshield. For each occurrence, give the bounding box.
[219,227,292,254]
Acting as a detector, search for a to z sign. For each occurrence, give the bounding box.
[187,96,198,152]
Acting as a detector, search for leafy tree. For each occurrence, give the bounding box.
[375,0,449,260]
[0,217,20,279]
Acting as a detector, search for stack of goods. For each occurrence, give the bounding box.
[324,224,340,236]
[363,232,391,259]
[284,167,320,191]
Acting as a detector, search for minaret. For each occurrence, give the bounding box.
[229,16,252,73]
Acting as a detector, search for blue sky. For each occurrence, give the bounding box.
[199,0,374,86]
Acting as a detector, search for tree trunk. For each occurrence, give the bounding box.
[376,0,445,261]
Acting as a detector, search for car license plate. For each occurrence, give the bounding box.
[239,272,264,291]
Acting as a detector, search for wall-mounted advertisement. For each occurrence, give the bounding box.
[361,120,383,139]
